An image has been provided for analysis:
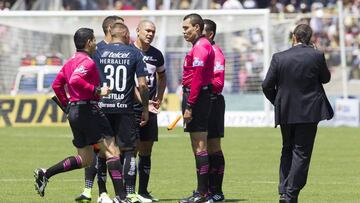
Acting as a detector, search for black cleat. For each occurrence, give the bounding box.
[113,196,133,203]
[210,193,225,202]
[179,191,213,203]
[34,168,48,197]
[74,194,91,203]
[137,192,159,202]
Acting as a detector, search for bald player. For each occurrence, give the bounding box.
[131,20,166,203]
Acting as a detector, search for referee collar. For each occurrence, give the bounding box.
[192,35,205,45]
[76,50,91,57]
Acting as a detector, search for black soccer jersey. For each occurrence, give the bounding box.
[94,40,108,82]
[96,40,107,51]
[130,44,165,113]
[94,43,148,113]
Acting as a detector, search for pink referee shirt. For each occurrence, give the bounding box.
[211,43,225,94]
[182,37,215,105]
[52,52,100,106]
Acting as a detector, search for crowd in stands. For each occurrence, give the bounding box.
[0,0,358,12]
[1,0,360,90]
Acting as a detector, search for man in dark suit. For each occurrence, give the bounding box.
[262,24,334,203]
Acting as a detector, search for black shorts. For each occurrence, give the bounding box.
[208,94,225,139]
[68,102,113,148]
[182,88,212,133]
[105,113,137,148]
[135,112,158,142]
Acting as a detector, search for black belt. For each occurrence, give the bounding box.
[183,85,211,93]
[70,100,97,106]
[210,93,222,100]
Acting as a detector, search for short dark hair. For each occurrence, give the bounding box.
[203,19,217,39]
[111,22,129,38]
[183,13,204,33]
[74,28,94,50]
[293,24,312,45]
[102,15,124,35]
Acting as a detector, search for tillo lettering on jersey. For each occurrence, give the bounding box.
[102,93,125,100]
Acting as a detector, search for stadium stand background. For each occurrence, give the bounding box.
[0,0,360,122]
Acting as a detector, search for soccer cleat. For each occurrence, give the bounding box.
[113,196,133,203]
[137,192,159,202]
[137,192,159,203]
[75,194,92,203]
[34,168,48,197]
[127,193,141,203]
[210,193,225,202]
[97,192,113,203]
[136,193,154,203]
[179,191,213,203]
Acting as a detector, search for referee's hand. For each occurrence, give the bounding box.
[183,109,192,123]
[99,86,111,96]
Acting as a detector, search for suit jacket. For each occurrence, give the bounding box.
[262,44,334,126]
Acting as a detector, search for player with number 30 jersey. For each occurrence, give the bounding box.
[95,42,148,113]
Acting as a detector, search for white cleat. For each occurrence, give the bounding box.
[97,192,113,203]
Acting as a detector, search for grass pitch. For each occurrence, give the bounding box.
[0,127,359,203]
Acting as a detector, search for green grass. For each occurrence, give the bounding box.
[0,127,360,202]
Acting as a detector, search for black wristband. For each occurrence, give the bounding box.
[185,102,192,110]
[94,86,101,95]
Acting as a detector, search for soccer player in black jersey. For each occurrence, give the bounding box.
[131,20,166,203]
[75,15,125,203]
[94,22,149,203]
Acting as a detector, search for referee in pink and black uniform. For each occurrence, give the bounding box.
[179,13,215,203]
[33,28,129,202]
[203,19,226,202]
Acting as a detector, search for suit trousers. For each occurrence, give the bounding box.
[278,123,318,202]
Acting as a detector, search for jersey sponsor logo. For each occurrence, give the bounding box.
[193,57,204,67]
[143,56,157,62]
[99,58,130,65]
[98,102,128,109]
[214,62,224,71]
[101,51,130,59]
[74,65,87,74]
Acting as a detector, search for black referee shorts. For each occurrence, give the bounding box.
[68,102,113,148]
[105,113,137,148]
[208,94,225,139]
[135,112,158,142]
[182,87,212,133]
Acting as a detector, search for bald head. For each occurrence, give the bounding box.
[110,22,130,44]
[135,20,156,47]
[137,20,155,30]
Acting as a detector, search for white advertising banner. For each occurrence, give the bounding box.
[157,111,272,128]
[334,98,359,127]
